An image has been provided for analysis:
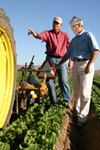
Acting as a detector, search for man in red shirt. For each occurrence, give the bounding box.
[28,17,72,104]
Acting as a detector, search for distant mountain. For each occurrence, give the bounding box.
[95,70,100,75]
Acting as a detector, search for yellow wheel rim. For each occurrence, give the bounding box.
[0,27,14,128]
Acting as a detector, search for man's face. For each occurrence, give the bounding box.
[70,22,79,34]
[53,21,62,32]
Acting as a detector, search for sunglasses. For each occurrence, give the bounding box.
[71,24,79,28]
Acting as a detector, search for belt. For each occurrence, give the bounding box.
[73,58,89,62]
[48,55,62,58]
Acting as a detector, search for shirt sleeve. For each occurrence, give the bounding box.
[39,30,48,42]
[88,32,99,51]
[66,33,70,50]
[66,40,74,60]
[66,42,71,56]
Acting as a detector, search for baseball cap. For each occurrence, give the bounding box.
[53,17,62,24]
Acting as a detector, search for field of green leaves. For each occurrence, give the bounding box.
[0,72,99,150]
[0,72,73,150]
[91,75,100,120]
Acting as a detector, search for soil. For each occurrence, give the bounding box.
[55,93,100,150]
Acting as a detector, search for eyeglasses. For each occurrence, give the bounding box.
[71,24,79,28]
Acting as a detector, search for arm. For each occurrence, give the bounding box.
[28,29,41,39]
[66,37,73,70]
[68,57,73,70]
[85,50,99,74]
[54,54,69,70]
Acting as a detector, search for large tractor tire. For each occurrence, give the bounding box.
[0,8,16,129]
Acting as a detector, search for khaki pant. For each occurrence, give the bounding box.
[72,61,94,123]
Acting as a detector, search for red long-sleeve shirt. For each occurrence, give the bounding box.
[39,30,70,57]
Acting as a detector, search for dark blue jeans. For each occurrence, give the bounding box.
[46,55,71,104]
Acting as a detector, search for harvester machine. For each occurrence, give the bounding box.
[16,55,49,113]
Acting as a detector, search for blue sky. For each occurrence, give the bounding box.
[0,0,100,70]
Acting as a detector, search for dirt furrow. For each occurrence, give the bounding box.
[55,94,100,150]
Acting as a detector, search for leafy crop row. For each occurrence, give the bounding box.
[0,89,71,150]
[91,75,100,121]
[91,83,100,119]
[0,74,73,150]
[93,75,100,83]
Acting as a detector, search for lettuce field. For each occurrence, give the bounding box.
[0,73,100,150]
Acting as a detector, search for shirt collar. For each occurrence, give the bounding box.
[52,29,61,34]
[76,29,85,36]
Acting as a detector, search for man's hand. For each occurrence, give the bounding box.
[85,50,99,74]
[68,57,73,71]
[28,29,41,39]
[68,61,73,71]
[85,64,91,74]
[28,29,34,35]
[50,65,58,71]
